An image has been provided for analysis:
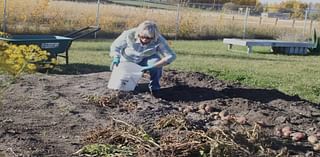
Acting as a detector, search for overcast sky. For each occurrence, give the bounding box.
[260,0,320,4]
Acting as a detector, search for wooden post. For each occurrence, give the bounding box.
[259,16,262,25]
[95,0,101,38]
[309,20,314,34]
[243,7,249,39]
[275,18,278,26]
[292,19,295,28]
[3,0,7,32]
[247,46,253,54]
[175,3,180,40]
[303,9,309,37]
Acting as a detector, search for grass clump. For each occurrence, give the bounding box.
[80,144,135,157]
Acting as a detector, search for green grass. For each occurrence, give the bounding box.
[58,40,320,104]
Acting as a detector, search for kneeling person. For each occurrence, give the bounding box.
[110,20,176,92]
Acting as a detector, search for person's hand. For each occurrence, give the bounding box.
[141,65,154,72]
[110,56,120,71]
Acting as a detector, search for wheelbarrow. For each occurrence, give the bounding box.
[0,26,101,64]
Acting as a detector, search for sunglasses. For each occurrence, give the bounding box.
[138,35,153,40]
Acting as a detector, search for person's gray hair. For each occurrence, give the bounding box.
[135,20,160,41]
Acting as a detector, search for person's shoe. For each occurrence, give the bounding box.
[151,90,161,97]
[149,87,161,97]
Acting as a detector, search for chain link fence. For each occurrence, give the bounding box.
[1,0,320,41]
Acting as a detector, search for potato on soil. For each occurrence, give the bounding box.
[198,104,206,110]
[307,135,318,144]
[183,106,194,113]
[204,105,214,113]
[290,132,305,142]
[221,115,233,121]
[219,110,229,118]
[198,109,206,115]
[281,126,292,138]
[235,116,247,124]
[275,127,282,137]
[313,143,320,151]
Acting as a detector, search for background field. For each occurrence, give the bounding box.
[50,40,320,104]
[0,0,318,40]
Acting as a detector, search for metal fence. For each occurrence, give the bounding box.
[183,2,320,40]
[1,0,320,41]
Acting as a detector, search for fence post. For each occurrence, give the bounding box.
[2,0,7,32]
[303,9,309,37]
[309,20,313,35]
[292,19,295,28]
[259,16,262,25]
[274,18,278,26]
[243,7,249,39]
[213,0,216,10]
[175,3,180,40]
[95,0,101,38]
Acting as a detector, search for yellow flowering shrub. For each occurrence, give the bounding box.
[0,41,10,72]
[0,41,57,77]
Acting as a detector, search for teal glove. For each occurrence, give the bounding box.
[141,65,154,72]
[110,56,120,71]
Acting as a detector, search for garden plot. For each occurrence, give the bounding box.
[0,70,319,156]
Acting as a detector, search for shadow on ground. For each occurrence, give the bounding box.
[221,87,303,103]
[136,84,306,104]
[49,63,109,75]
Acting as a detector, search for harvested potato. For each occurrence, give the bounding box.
[281,126,292,138]
[183,106,193,113]
[221,115,233,121]
[291,132,305,142]
[307,135,318,144]
[275,128,282,137]
[204,105,214,113]
[198,104,206,110]
[198,109,206,115]
[219,110,229,118]
[313,143,320,151]
[235,116,247,124]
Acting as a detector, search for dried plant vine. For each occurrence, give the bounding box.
[79,113,278,157]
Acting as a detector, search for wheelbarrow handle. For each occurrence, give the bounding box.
[65,26,101,41]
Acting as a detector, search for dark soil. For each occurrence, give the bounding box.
[0,70,319,157]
